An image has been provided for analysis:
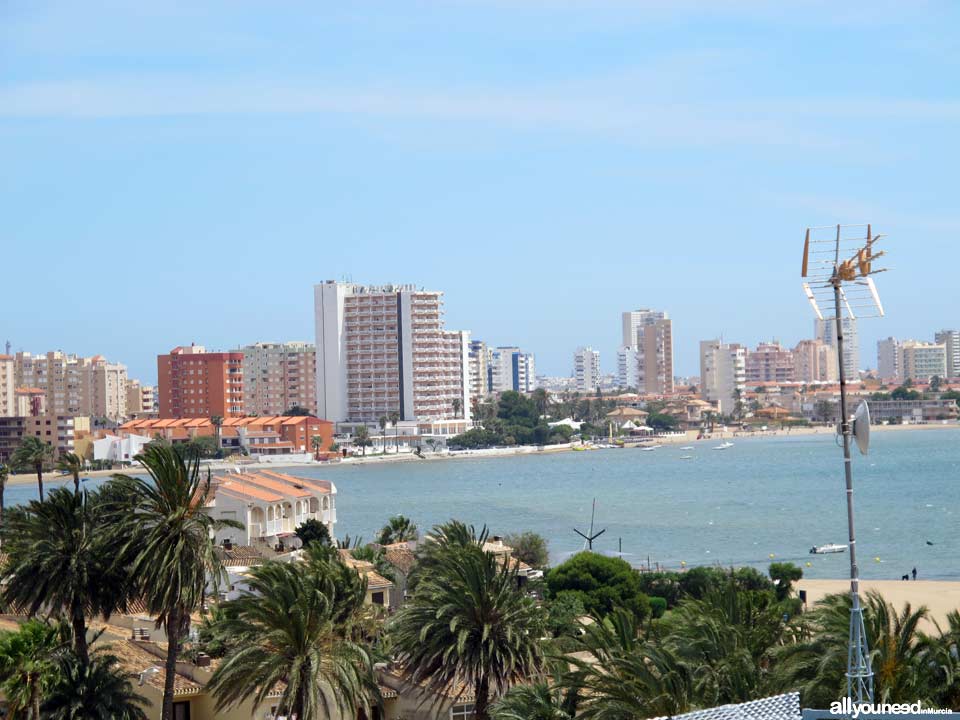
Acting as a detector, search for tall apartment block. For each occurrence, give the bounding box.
[620,309,673,395]
[699,340,745,415]
[934,330,960,379]
[314,282,470,424]
[876,337,902,381]
[573,347,601,392]
[488,347,536,394]
[157,345,244,418]
[815,317,859,380]
[241,342,317,416]
[13,351,128,420]
[467,340,490,401]
[745,342,795,384]
[0,355,14,417]
[900,341,947,382]
[125,379,157,417]
[792,339,838,383]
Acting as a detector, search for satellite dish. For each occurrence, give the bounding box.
[852,401,871,456]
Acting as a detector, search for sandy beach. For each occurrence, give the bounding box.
[798,579,960,631]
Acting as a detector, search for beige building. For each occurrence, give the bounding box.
[13,351,131,421]
[0,355,13,417]
[314,282,471,424]
[621,309,673,394]
[901,340,948,382]
[793,339,838,383]
[746,342,795,384]
[240,341,317,416]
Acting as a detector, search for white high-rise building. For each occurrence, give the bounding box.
[240,342,317,416]
[467,340,490,400]
[900,341,947,382]
[934,330,960,379]
[488,347,536,394]
[0,355,14,417]
[699,340,746,415]
[877,337,902,382]
[815,317,859,380]
[573,347,601,392]
[616,347,640,389]
[621,309,673,395]
[313,282,470,424]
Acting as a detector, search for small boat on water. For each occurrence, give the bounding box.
[713,441,734,450]
[679,455,693,460]
[680,446,694,450]
[809,543,846,554]
[640,445,662,452]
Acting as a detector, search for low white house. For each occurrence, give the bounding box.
[92,433,153,463]
[206,470,336,549]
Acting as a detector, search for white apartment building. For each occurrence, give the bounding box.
[876,337,902,382]
[91,357,128,421]
[314,282,470,424]
[934,330,960,379]
[468,340,489,400]
[573,347,601,392]
[621,309,673,395]
[901,341,947,382]
[488,347,536,394]
[0,355,14,417]
[815,317,859,380]
[792,339,838,383]
[616,346,640,389]
[699,340,745,415]
[241,341,317,416]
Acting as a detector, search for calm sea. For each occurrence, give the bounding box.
[10,428,960,580]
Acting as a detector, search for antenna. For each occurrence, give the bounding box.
[800,223,888,705]
[574,498,606,551]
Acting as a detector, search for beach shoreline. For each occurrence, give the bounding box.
[5,421,957,487]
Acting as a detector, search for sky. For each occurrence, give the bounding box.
[3,1,959,384]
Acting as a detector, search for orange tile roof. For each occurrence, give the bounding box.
[216,479,284,503]
[233,472,312,498]
[259,470,332,493]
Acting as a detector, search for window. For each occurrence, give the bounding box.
[371,591,384,606]
[451,704,475,719]
[173,701,191,720]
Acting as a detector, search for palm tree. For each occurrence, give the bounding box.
[772,590,933,705]
[375,515,419,545]
[493,679,574,720]
[311,434,324,460]
[566,608,694,720]
[0,463,8,527]
[452,397,462,418]
[210,415,223,457]
[0,619,63,719]
[389,411,400,453]
[391,539,544,720]
[0,487,134,667]
[109,444,241,720]
[378,416,388,454]
[12,436,53,501]
[44,651,148,720]
[353,425,371,456]
[532,388,550,419]
[56,451,84,494]
[207,545,379,718]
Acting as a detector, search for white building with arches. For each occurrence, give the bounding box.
[206,470,336,550]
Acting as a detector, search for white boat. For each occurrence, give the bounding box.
[640,445,662,452]
[680,446,694,450]
[809,543,846,554]
[712,441,734,450]
[679,455,693,460]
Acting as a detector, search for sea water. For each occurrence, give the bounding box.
[10,428,959,579]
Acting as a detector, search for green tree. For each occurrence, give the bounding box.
[12,436,53,501]
[452,397,462,418]
[389,411,401,452]
[295,518,332,548]
[175,435,218,460]
[109,444,241,720]
[378,416,388,454]
[44,651,148,720]
[531,388,551,418]
[375,515,419,545]
[0,487,134,666]
[55,451,84,495]
[353,425,371,456]
[930,375,943,392]
[206,546,379,718]
[493,681,573,720]
[769,562,803,602]
[0,463,8,526]
[891,383,921,401]
[284,405,312,416]
[0,619,63,719]
[647,412,680,432]
[391,541,544,720]
[311,434,324,460]
[503,531,549,569]
[546,552,650,621]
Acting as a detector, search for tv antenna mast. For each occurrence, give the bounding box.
[574,498,606,551]
[801,224,887,704]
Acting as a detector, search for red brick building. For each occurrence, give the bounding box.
[157,345,244,418]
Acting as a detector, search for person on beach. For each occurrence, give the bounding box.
[912,567,917,580]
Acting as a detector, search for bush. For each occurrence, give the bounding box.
[503,531,549,569]
[769,562,803,601]
[295,519,331,548]
[546,552,650,621]
[649,596,668,618]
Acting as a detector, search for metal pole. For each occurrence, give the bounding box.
[833,269,874,704]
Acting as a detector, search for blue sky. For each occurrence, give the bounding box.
[3,1,959,383]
